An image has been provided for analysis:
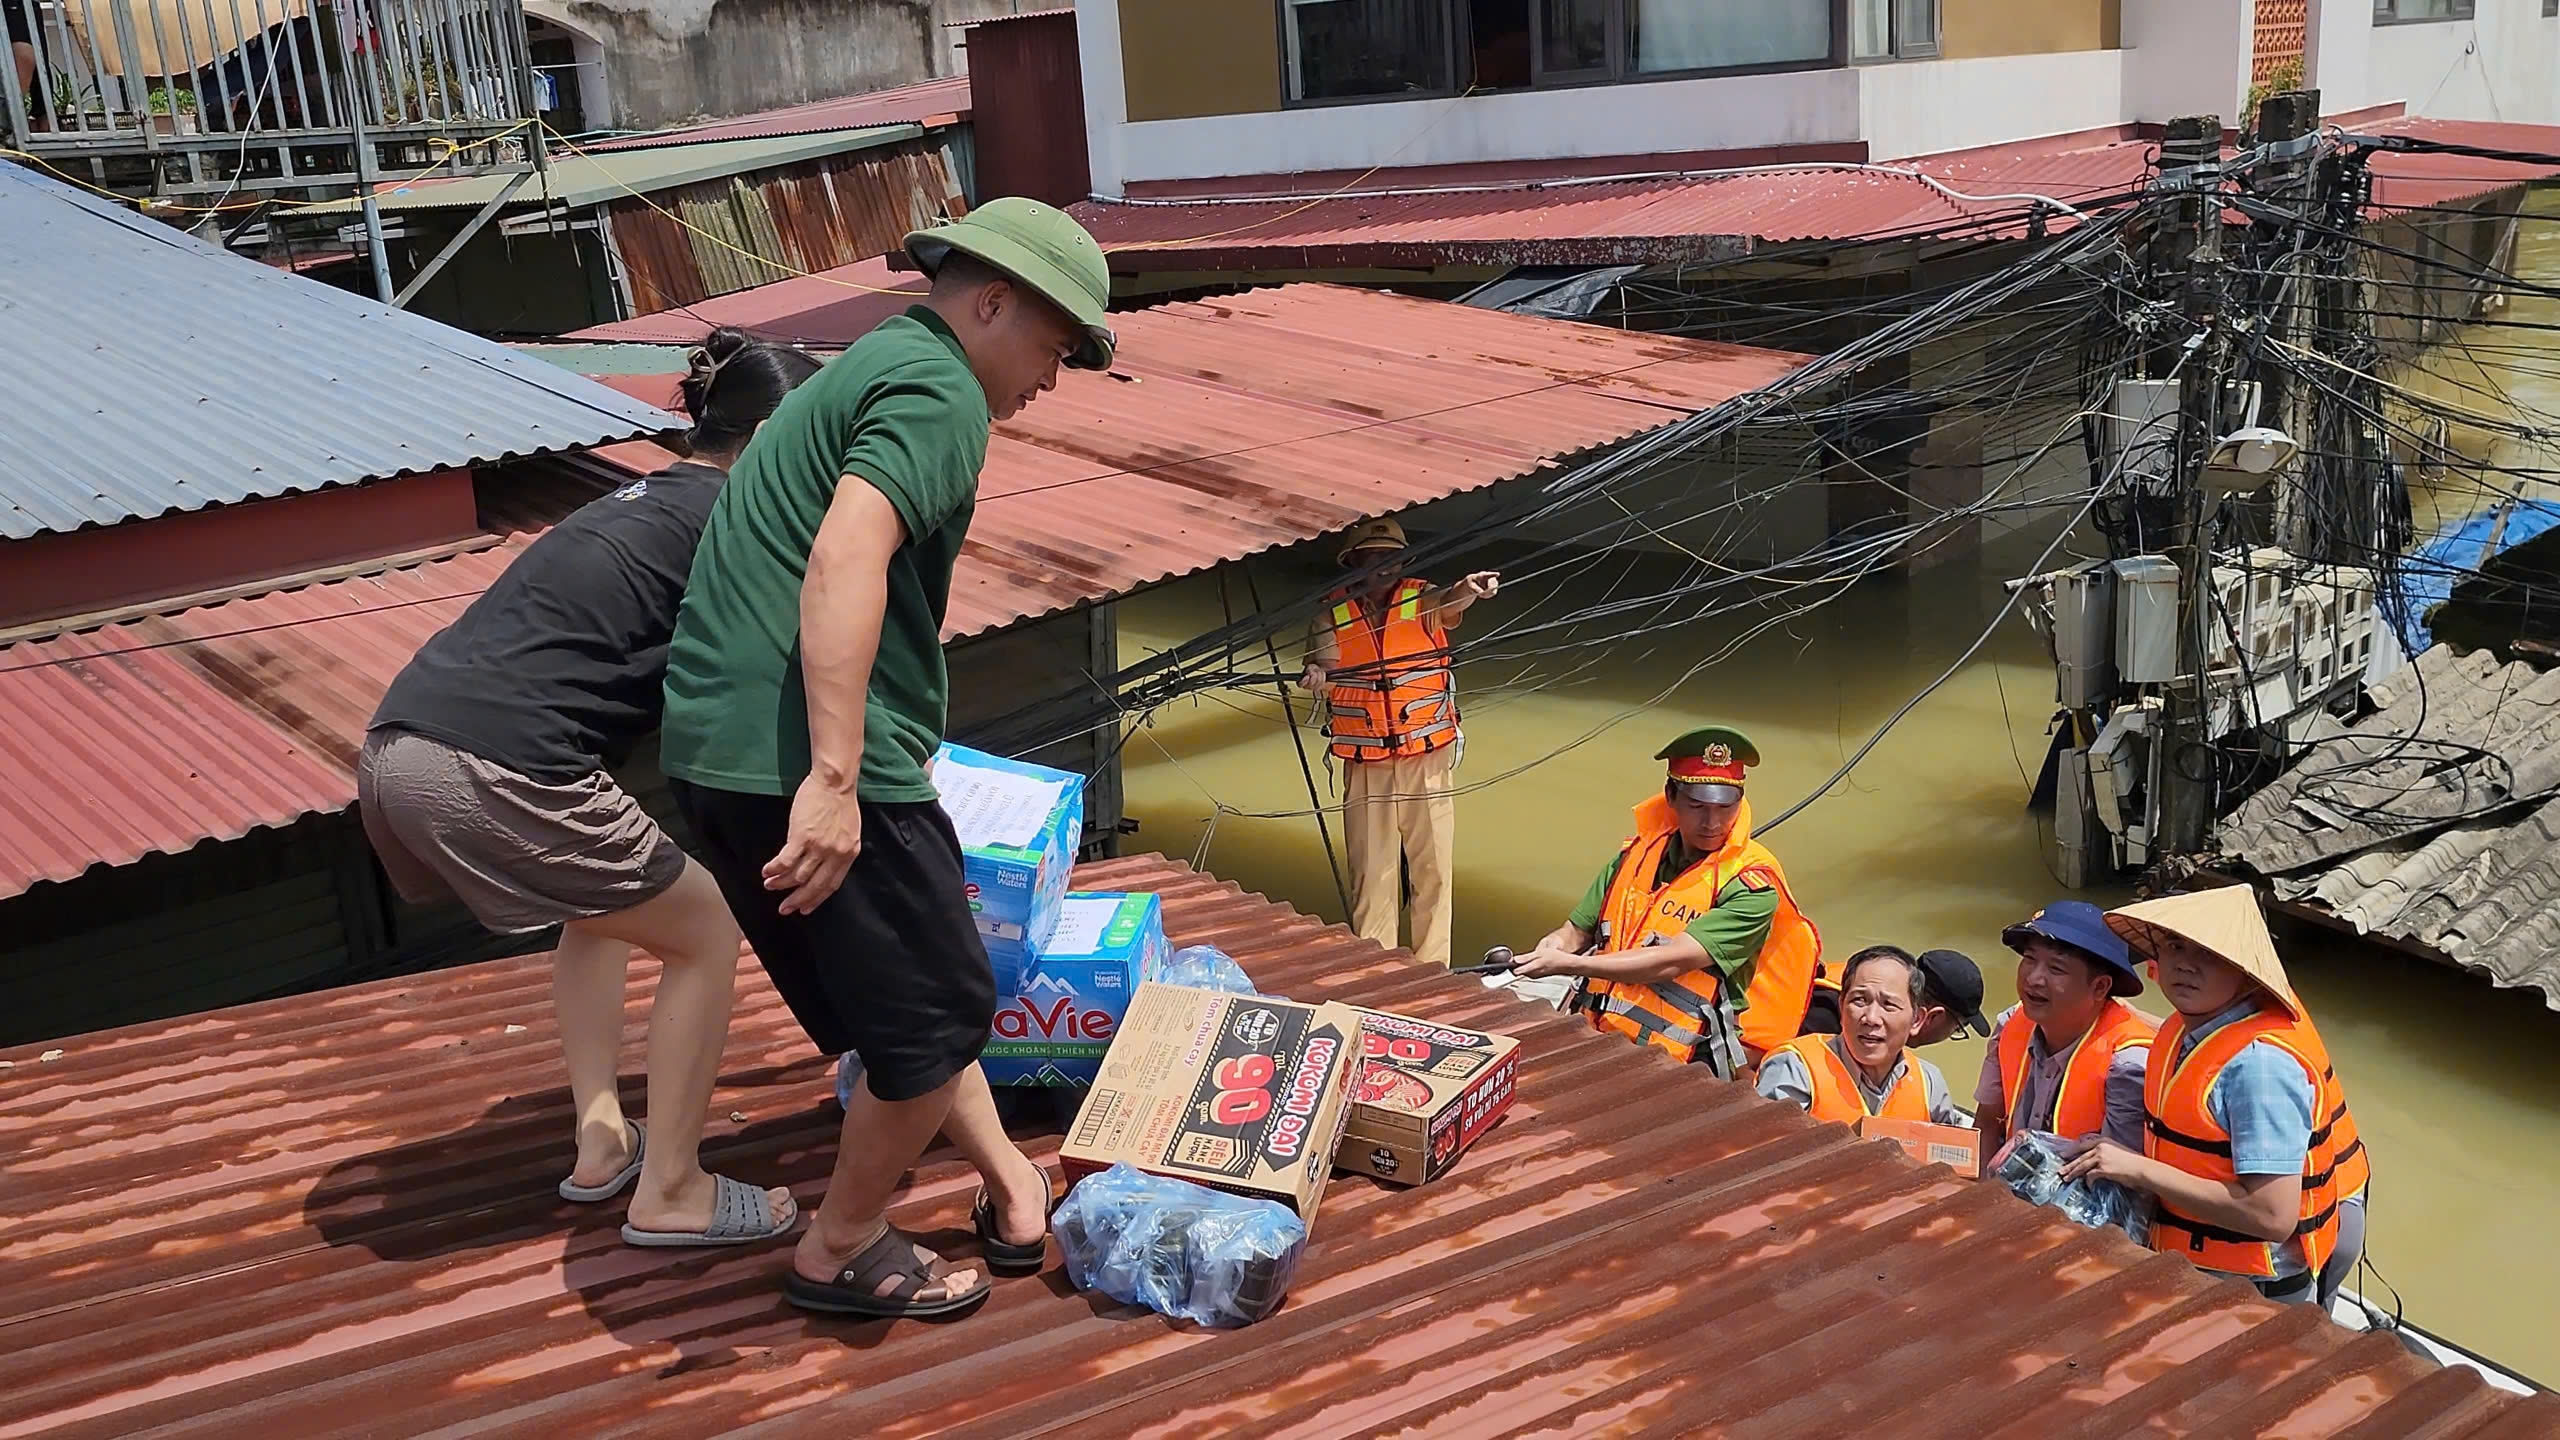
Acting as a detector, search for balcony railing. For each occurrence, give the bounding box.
[3,0,534,193]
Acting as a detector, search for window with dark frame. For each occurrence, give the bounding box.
[2372,0,2475,21]
[1280,0,1837,104]
[1283,0,1458,103]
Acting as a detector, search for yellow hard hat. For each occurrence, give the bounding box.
[1336,517,1409,565]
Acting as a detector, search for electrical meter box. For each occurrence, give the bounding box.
[2111,556,2180,685]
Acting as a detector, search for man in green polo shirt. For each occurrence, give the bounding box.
[661,197,1115,1319]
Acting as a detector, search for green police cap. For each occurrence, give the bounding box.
[1658,725,1758,799]
[904,196,1117,371]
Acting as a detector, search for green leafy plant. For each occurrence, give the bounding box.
[2244,56,2307,138]
[146,85,199,116]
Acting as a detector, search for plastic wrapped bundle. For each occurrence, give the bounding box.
[1994,1130,2138,1231]
[1144,944,1259,995]
[1051,1163,1307,1327]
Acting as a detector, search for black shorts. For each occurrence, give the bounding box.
[671,780,995,1102]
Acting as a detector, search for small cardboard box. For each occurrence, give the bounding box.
[1060,982,1361,1218]
[1856,1117,1983,1179]
[931,743,1084,996]
[981,892,1171,1087]
[1335,1008,1520,1185]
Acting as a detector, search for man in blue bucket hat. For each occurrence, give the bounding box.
[1973,900,2159,1157]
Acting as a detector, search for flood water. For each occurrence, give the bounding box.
[1114,209,2560,1381]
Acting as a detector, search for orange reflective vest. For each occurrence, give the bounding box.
[1586,794,1822,1065]
[2141,1007,2364,1278]
[1772,1034,1929,1124]
[1324,580,1456,762]
[2291,1015,2371,1203]
[1993,1000,2157,1141]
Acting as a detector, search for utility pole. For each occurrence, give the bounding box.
[2157,114,2226,858]
[2253,89,2321,554]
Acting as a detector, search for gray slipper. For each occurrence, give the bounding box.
[621,1173,800,1248]
[558,1121,645,1203]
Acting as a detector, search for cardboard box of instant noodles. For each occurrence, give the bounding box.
[1335,1008,1519,1185]
[1856,1117,1983,1178]
[1059,982,1360,1218]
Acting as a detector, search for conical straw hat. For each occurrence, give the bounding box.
[2105,886,2301,1018]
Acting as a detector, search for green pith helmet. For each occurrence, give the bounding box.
[904,197,1117,371]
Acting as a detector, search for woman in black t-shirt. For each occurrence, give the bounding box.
[362,329,821,1247]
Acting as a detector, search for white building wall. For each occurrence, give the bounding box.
[1099,68,1863,193]
[2122,0,2251,127]
[1075,0,1133,198]
[1074,0,2559,195]
[2333,0,2560,125]
[1859,51,2129,161]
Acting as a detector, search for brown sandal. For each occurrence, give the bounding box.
[783,1224,991,1318]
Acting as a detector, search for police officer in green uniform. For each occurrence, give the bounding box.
[1516,727,1823,1063]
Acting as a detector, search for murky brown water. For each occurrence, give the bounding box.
[1116,211,2560,1381]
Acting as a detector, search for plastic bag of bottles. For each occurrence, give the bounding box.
[1144,944,1259,996]
[1994,1130,2138,1231]
[1050,1163,1306,1327]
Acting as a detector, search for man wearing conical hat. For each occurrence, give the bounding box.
[1299,517,1501,970]
[1513,726,1823,1076]
[2060,886,2370,1307]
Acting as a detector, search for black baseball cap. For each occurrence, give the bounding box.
[1915,949,1993,1038]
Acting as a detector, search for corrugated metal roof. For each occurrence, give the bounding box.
[0,538,528,897]
[1073,119,2560,272]
[2217,644,2560,1009]
[604,283,1812,640]
[292,127,923,215]
[948,4,1074,23]
[2356,117,2560,215]
[0,165,677,542]
[0,284,1805,897]
[2,853,2545,1438]
[564,255,929,345]
[583,75,972,152]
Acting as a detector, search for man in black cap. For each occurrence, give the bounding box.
[1912,950,1994,1046]
[1974,900,2158,1157]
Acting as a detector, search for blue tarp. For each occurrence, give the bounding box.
[2391,498,2560,652]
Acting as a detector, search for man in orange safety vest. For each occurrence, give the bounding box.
[1300,518,1500,969]
[1512,725,1824,1076]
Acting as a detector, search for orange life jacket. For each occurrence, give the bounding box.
[2141,1006,2363,1278]
[1772,1034,1929,1124]
[1993,1000,2157,1141]
[1324,580,1456,762]
[2290,1015,2371,1202]
[1586,794,1822,1065]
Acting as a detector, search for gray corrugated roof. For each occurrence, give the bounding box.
[2216,644,2560,1009]
[0,163,681,541]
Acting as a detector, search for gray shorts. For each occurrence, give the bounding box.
[356,728,685,935]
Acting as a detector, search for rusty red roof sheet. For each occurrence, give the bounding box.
[2,854,2546,1438]
[0,285,1804,897]
[566,255,929,345]
[583,75,972,153]
[0,537,526,899]
[1074,119,2560,272]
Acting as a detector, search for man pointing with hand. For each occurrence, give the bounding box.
[661,199,1114,1319]
[1300,518,1499,969]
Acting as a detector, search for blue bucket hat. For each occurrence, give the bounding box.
[2001,900,2144,997]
